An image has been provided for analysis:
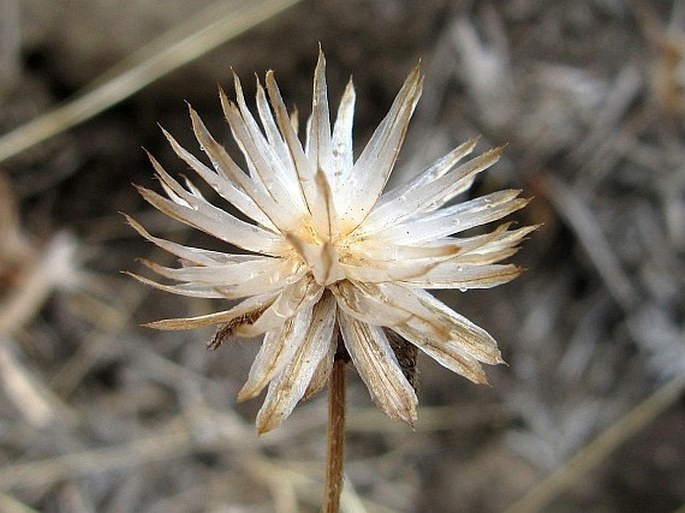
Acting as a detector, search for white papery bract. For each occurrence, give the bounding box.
[129,50,533,434]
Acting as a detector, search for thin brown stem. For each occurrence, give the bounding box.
[323,357,346,513]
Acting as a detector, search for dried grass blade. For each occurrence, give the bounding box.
[0,0,304,164]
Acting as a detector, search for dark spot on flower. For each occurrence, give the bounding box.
[207,306,268,350]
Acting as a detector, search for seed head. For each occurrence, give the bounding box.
[128,50,533,434]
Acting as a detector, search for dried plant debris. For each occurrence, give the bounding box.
[1,1,684,512]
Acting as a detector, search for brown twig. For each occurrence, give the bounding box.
[323,355,346,513]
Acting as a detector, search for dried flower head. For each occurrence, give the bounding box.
[129,50,533,434]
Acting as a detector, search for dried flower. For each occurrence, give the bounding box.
[129,50,532,434]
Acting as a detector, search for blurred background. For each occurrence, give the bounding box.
[0,0,683,512]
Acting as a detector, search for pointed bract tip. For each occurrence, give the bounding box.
[256,419,275,436]
[257,405,290,435]
[265,69,276,84]
[315,57,326,81]
[143,317,203,331]
[121,211,135,225]
[236,389,253,403]
[490,144,506,159]
[392,405,418,430]
[141,320,169,330]
[232,71,243,95]
[410,62,423,79]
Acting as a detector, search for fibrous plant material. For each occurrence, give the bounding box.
[0,173,83,429]
[129,49,532,510]
[0,0,304,164]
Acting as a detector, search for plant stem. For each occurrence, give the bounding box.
[323,357,346,513]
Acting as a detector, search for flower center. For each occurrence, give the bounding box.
[286,221,347,287]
